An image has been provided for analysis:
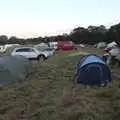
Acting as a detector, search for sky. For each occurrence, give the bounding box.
[0,0,120,38]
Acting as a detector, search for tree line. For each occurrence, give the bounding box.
[0,23,120,45]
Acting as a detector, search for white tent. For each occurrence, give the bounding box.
[109,46,120,57]
[107,41,117,48]
[0,44,20,53]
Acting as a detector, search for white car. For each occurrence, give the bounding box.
[44,48,55,56]
[11,47,50,60]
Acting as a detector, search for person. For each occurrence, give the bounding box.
[102,53,111,64]
[109,44,120,66]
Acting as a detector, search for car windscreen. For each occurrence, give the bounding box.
[45,48,53,51]
[63,44,73,46]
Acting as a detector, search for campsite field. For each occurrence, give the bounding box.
[0,47,120,120]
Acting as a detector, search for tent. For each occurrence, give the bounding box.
[6,45,21,54]
[0,55,33,85]
[104,41,117,51]
[0,44,20,53]
[97,42,107,48]
[107,41,117,48]
[73,55,112,86]
[34,42,49,51]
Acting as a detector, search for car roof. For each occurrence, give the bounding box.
[15,47,35,49]
[13,47,36,51]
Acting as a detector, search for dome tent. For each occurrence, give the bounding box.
[0,55,33,85]
[73,55,112,86]
[97,42,107,48]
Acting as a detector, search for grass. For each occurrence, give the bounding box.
[0,48,119,120]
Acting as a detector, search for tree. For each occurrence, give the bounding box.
[0,23,119,45]
[107,23,120,44]
[0,35,8,41]
[0,35,8,45]
[70,27,88,43]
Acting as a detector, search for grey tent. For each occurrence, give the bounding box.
[0,55,33,85]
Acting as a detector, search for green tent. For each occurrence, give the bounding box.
[0,55,33,85]
[97,42,107,48]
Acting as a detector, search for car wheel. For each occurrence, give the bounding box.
[38,55,46,61]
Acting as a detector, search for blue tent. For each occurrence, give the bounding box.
[73,55,112,86]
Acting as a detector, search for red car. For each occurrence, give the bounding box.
[56,41,75,50]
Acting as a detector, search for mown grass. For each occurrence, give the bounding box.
[0,48,119,120]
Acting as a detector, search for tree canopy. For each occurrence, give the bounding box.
[0,23,120,45]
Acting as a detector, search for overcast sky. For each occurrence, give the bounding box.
[0,0,120,38]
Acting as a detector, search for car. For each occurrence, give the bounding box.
[56,41,75,50]
[44,48,55,56]
[11,47,50,60]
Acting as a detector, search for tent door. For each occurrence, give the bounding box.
[85,64,103,85]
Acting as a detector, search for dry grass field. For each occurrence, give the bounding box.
[0,47,119,120]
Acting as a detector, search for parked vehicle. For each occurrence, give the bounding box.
[11,47,51,60]
[56,41,75,50]
[44,48,55,56]
[48,42,57,50]
[0,44,20,53]
[34,42,49,51]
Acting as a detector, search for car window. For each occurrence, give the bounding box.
[58,44,63,46]
[29,48,35,52]
[63,44,73,46]
[16,48,35,52]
